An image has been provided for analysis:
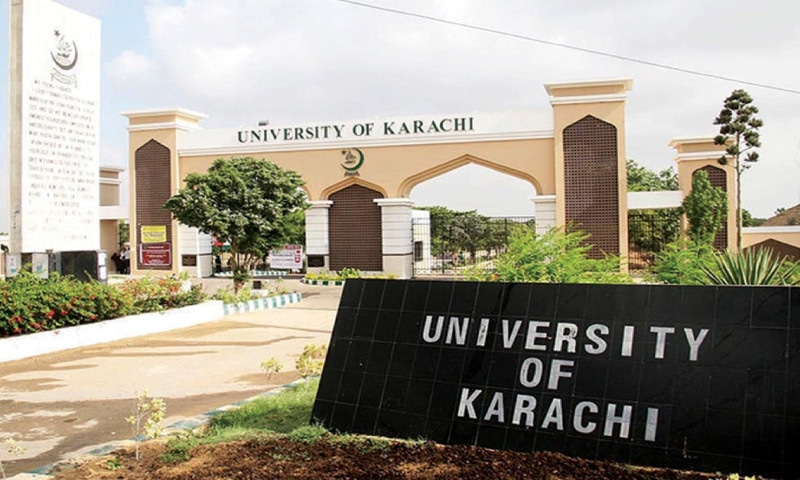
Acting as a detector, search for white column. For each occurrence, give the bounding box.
[305,200,333,271]
[374,198,414,279]
[532,195,557,235]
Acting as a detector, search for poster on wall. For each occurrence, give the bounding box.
[268,244,304,270]
[141,225,167,244]
[140,243,171,266]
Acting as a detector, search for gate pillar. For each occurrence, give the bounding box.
[305,200,333,272]
[374,198,414,279]
[532,195,556,235]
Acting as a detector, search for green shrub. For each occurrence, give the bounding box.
[0,271,206,338]
[704,247,799,285]
[653,241,715,285]
[211,286,260,304]
[116,273,206,313]
[304,270,396,281]
[466,227,631,284]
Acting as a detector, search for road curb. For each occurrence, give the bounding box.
[0,292,303,364]
[11,379,312,480]
[222,292,302,315]
[300,278,345,286]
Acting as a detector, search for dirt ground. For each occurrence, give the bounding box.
[49,436,728,480]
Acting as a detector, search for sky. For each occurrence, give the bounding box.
[3,0,800,233]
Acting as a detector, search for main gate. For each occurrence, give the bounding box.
[411,215,535,277]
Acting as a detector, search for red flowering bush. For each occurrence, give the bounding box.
[0,271,206,338]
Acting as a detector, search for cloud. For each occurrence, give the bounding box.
[107,50,159,87]
[104,0,800,217]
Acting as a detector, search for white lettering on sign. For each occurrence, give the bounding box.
[421,316,710,362]
[421,315,714,444]
[456,389,650,441]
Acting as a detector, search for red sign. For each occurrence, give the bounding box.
[140,243,171,266]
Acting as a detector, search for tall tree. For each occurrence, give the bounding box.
[164,157,307,289]
[713,89,764,250]
[681,170,728,245]
[626,159,679,192]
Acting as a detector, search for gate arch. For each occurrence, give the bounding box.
[397,154,542,198]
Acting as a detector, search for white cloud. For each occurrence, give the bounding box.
[106,0,800,217]
[107,50,159,86]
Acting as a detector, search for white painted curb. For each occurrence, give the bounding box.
[0,301,225,364]
[222,292,302,315]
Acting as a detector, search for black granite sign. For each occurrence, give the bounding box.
[312,280,800,479]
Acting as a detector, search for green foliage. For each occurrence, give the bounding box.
[164,157,308,282]
[278,209,307,246]
[703,247,799,285]
[466,227,630,284]
[416,206,531,262]
[160,430,202,464]
[303,270,396,281]
[208,378,319,435]
[741,209,765,227]
[286,425,329,443]
[104,457,124,471]
[337,268,362,279]
[126,390,167,461]
[713,89,764,250]
[260,357,284,381]
[681,169,728,245]
[626,159,681,256]
[653,241,716,285]
[626,159,678,192]
[0,272,206,338]
[296,344,327,378]
[118,221,130,250]
[211,286,259,304]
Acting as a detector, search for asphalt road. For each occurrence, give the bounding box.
[0,279,341,477]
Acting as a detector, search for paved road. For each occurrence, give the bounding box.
[0,279,342,477]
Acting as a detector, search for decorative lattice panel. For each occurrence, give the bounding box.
[329,185,384,271]
[563,116,620,258]
[135,140,173,270]
[695,165,728,251]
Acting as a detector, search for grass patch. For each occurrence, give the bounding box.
[207,378,319,435]
[160,378,321,464]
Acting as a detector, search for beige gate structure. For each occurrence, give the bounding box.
[124,78,740,279]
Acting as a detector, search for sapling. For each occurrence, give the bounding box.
[260,357,284,381]
[0,437,25,480]
[296,344,328,378]
[125,390,166,461]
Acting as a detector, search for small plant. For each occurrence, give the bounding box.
[105,456,124,471]
[286,424,329,443]
[723,474,756,480]
[337,267,362,279]
[260,357,284,381]
[125,390,167,461]
[212,286,260,304]
[160,429,202,464]
[1,437,25,480]
[296,344,328,378]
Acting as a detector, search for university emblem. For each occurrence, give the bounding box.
[341,148,364,176]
